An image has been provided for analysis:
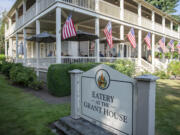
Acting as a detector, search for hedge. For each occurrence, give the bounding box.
[0,61,42,90]
[168,61,180,76]
[0,55,6,71]
[47,60,135,97]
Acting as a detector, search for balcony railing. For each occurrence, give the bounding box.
[24,4,36,24]
[155,23,163,33]
[171,30,179,39]
[16,16,23,29]
[124,9,138,25]
[38,0,56,13]
[62,0,95,11]
[142,17,152,29]
[99,0,120,19]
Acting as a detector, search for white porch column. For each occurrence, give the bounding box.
[15,9,18,23]
[5,41,8,58]
[120,0,124,20]
[8,18,12,28]
[121,43,124,58]
[170,21,173,36]
[162,17,165,33]
[95,0,99,12]
[120,25,124,40]
[95,17,100,62]
[36,20,40,71]
[16,33,19,61]
[138,3,142,26]
[152,33,155,71]
[23,0,26,23]
[138,30,142,66]
[8,38,12,57]
[36,0,39,15]
[56,7,62,63]
[23,29,27,64]
[152,11,155,30]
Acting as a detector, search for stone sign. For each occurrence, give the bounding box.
[67,64,159,135]
[81,65,134,135]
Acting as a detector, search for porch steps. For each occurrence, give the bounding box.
[52,116,114,135]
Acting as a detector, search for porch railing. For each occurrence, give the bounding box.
[141,17,152,29]
[99,0,120,19]
[62,0,95,11]
[38,0,56,14]
[124,9,138,25]
[24,4,36,23]
[16,16,23,30]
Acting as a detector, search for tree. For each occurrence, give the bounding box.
[145,0,179,14]
[0,11,6,54]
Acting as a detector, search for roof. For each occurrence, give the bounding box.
[5,0,180,24]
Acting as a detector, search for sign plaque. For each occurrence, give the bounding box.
[81,65,135,135]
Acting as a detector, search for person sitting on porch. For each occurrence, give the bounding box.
[48,51,53,57]
[100,51,104,57]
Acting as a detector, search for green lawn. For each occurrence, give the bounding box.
[0,75,70,135]
[0,75,179,135]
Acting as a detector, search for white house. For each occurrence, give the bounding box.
[4,0,180,73]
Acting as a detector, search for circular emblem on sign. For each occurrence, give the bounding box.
[95,69,110,90]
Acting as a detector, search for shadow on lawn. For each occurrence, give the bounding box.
[155,80,180,135]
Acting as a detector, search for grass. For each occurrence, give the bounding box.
[0,74,70,135]
[156,80,180,135]
[0,75,179,135]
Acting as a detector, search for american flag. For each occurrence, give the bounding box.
[104,22,113,48]
[168,40,174,52]
[127,28,136,48]
[62,15,77,40]
[177,43,180,54]
[159,37,166,53]
[144,32,151,50]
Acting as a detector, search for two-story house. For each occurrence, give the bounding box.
[4,0,180,74]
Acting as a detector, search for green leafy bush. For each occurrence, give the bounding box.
[47,60,135,97]
[168,61,180,76]
[0,54,5,71]
[153,71,170,79]
[10,64,42,90]
[1,62,14,77]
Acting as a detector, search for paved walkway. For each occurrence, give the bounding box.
[24,86,71,104]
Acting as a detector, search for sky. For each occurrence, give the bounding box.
[0,0,180,15]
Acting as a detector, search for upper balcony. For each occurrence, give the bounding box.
[5,0,180,39]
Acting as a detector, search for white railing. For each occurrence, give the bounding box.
[26,58,37,68]
[124,9,138,25]
[24,4,36,23]
[155,23,163,33]
[154,58,167,71]
[142,17,152,29]
[16,58,24,63]
[99,0,120,18]
[9,23,16,35]
[165,27,171,36]
[16,16,23,29]
[38,0,56,13]
[62,0,95,11]
[141,58,154,73]
[171,30,179,39]
[62,56,96,64]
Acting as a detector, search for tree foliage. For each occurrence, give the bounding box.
[0,11,6,54]
[145,0,180,14]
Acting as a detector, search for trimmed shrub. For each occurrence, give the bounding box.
[47,60,135,97]
[1,62,14,77]
[10,64,42,90]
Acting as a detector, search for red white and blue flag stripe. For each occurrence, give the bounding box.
[159,37,166,53]
[104,22,113,48]
[177,42,180,54]
[168,40,174,52]
[62,15,77,40]
[144,32,151,50]
[127,28,136,48]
